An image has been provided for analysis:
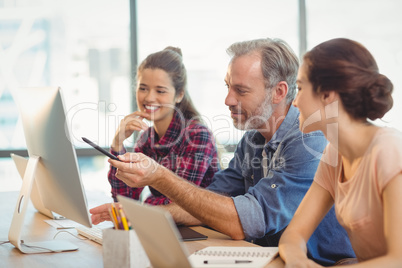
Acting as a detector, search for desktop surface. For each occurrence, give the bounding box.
[0,191,283,268]
[0,191,104,267]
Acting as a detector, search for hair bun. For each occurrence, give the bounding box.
[164,46,183,57]
[364,73,393,120]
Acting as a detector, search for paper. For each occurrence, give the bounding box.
[44,219,80,229]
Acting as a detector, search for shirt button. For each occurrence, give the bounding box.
[271,184,277,188]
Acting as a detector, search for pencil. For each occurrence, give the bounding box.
[109,203,119,229]
[113,204,124,230]
[119,208,129,231]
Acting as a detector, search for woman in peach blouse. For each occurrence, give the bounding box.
[278,38,402,267]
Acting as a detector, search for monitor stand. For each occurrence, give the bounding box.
[8,155,79,254]
[11,153,57,220]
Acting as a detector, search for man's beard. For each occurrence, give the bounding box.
[233,91,274,131]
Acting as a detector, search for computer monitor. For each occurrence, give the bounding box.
[9,87,92,254]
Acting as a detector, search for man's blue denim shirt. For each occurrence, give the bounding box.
[207,105,355,266]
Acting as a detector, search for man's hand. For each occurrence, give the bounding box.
[284,259,323,268]
[108,153,166,188]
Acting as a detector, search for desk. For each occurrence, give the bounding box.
[0,191,284,267]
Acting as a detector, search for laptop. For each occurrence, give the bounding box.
[117,195,279,268]
[117,195,193,268]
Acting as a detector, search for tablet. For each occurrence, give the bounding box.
[177,225,208,241]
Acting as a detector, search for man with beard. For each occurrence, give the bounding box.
[91,38,355,265]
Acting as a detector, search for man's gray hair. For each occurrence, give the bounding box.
[226,38,299,104]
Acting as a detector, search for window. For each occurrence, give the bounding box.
[306,0,402,131]
[136,0,299,146]
[0,0,130,193]
[1,0,401,192]
[0,0,131,151]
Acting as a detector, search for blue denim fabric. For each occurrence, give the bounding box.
[207,105,355,266]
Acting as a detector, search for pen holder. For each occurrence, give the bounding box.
[102,229,150,268]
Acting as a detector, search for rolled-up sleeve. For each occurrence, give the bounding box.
[233,193,266,239]
[234,132,327,240]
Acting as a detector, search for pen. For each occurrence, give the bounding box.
[203,260,253,264]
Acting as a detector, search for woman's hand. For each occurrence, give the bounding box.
[89,202,124,225]
[111,111,151,152]
[89,203,113,224]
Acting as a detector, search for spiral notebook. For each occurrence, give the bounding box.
[189,246,278,268]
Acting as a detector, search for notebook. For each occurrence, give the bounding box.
[117,195,278,268]
[189,246,279,268]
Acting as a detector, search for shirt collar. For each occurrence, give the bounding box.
[267,105,299,150]
[250,105,300,150]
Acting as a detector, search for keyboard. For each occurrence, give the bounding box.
[76,225,104,244]
[76,225,207,245]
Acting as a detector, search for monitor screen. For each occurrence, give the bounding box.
[9,87,92,253]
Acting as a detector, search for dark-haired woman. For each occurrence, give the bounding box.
[279,38,402,267]
[107,47,219,205]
